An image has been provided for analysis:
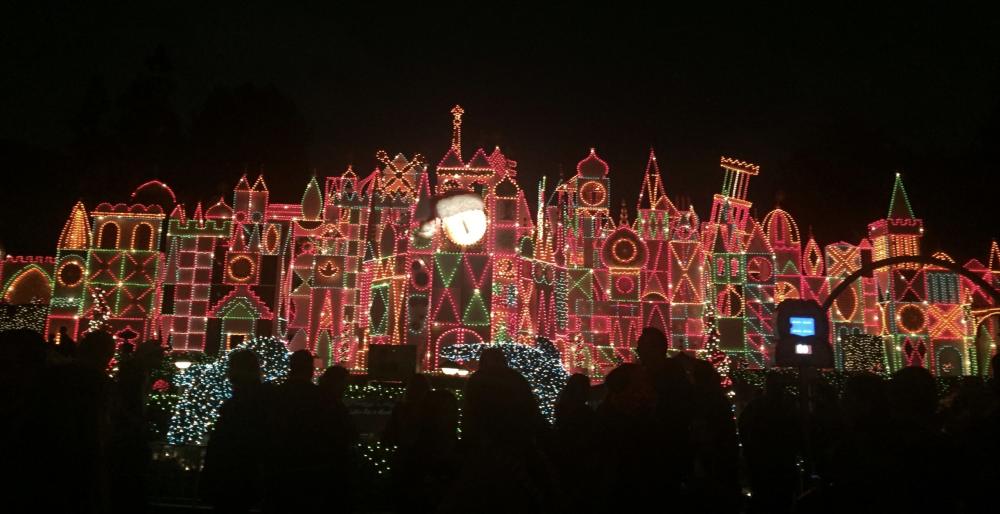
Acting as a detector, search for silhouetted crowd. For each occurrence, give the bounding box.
[2,325,999,513]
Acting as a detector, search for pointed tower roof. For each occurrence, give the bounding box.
[252,174,268,192]
[467,148,492,169]
[577,148,609,177]
[301,176,323,221]
[745,219,774,254]
[887,172,915,219]
[340,165,357,190]
[169,204,187,222]
[192,202,205,226]
[488,146,515,175]
[235,174,251,191]
[58,201,91,249]
[637,149,663,206]
[493,175,519,198]
[989,240,1000,273]
[437,146,465,169]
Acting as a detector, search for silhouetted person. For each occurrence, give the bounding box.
[687,359,740,513]
[463,347,546,448]
[553,373,597,513]
[202,350,271,514]
[803,371,891,513]
[110,339,163,514]
[313,365,358,511]
[317,365,358,449]
[938,377,995,512]
[739,372,799,514]
[318,365,353,430]
[595,363,658,510]
[636,326,697,499]
[382,373,431,447]
[31,330,116,513]
[264,350,333,513]
[393,389,460,512]
[442,348,557,513]
[882,366,958,512]
[57,326,77,358]
[636,326,669,370]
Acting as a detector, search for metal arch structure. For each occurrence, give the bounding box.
[820,255,1000,312]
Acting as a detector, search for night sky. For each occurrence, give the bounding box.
[2,4,999,262]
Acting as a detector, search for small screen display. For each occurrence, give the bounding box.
[795,344,813,355]
[790,317,815,337]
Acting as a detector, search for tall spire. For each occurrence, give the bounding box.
[989,240,1000,273]
[58,201,91,249]
[887,172,915,219]
[638,149,665,210]
[450,105,464,156]
[252,174,268,192]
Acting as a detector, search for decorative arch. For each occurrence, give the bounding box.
[98,221,120,249]
[131,222,155,251]
[130,180,178,205]
[935,345,964,377]
[2,266,52,304]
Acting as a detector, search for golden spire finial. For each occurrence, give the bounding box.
[450,105,464,155]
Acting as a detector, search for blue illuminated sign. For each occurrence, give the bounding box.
[789,316,815,337]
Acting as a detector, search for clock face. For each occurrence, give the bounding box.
[578,181,606,208]
[442,209,488,246]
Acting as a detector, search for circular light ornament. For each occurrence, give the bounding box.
[578,182,606,207]
[58,260,84,287]
[897,304,926,333]
[615,275,635,294]
[612,238,638,265]
[228,255,255,282]
[436,191,487,246]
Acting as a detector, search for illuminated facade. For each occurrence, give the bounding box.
[2,106,997,377]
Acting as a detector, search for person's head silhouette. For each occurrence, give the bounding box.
[478,347,508,372]
[288,349,315,382]
[405,373,431,402]
[77,331,115,370]
[319,366,350,400]
[227,350,262,392]
[636,326,668,368]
